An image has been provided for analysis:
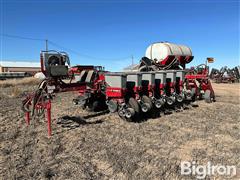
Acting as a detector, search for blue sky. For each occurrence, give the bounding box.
[0,0,239,71]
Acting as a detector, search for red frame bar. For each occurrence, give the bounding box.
[46,100,51,137]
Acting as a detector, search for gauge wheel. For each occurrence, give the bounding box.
[142,95,153,109]
[128,97,140,114]
[204,90,212,103]
[108,100,118,113]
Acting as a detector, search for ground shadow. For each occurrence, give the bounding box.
[57,115,103,129]
[83,110,109,119]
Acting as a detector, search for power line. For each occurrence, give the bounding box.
[48,40,131,61]
[1,33,132,61]
[0,33,45,41]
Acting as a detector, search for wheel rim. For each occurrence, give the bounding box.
[141,103,150,112]
[125,108,135,118]
[167,97,174,105]
[155,99,164,108]
[118,109,125,117]
[177,95,184,102]
[125,110,132,118]
[186,93,192,100]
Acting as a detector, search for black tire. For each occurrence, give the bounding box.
[48,55,61,65]
[118,108,126,120]
[191,87,197,101]
[87,101,99,112]
[128,98,140,114]
[204,90,212,103]
[142,95,153,109]
[155,98,165,108]
[108,100,118,113]
[176,94,184,103]
[185,90,192,101]
[166,96,175,106]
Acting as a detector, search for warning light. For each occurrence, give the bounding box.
[207,57,214,63]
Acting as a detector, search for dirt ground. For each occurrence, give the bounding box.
[0,82,239,179]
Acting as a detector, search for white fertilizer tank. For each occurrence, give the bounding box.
[145,42,192,63]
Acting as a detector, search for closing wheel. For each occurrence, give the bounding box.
[155,98,165,108]
[185,90,192,100]
[108,100,118,113]
[204,90,212,103]
[125,108,135,119]
[166,96,175,106]
[118,108,125,119]
[141,103,151,113]
[141,95,153,112]
[176,94,184,103]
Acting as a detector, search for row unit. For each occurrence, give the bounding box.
[105,70,186,89]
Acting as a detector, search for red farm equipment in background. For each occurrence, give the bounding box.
[210,66,240,83]
[185,64,215,103]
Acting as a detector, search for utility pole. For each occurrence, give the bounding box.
[131,55,134,66]
[46,39,48,52]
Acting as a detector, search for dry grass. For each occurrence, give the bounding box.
[0,77,40,88]
[9,86,22,98]
[0,83,239,179]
